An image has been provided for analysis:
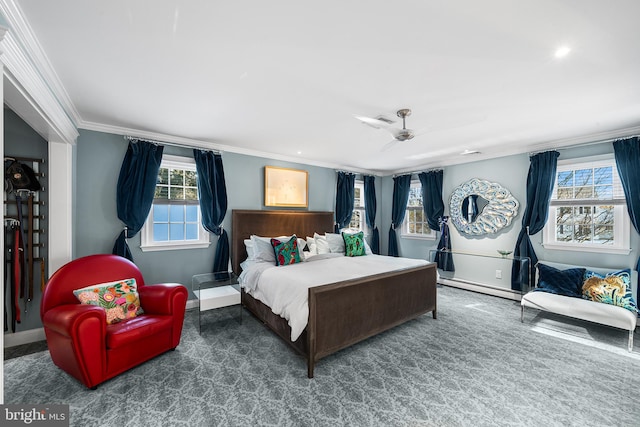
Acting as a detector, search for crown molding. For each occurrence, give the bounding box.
[390,124,640,176]
[0,0,82,125]
[79,120,381,176]
[0,0,80,144]
[1,31,78,143]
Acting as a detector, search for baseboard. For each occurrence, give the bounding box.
[3,300,200,348]
[439,278,523,301]
[4,328,46,348]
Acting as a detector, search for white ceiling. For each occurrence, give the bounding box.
[13,0,640,174]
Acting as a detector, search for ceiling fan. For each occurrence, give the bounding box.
[355,108,419,151]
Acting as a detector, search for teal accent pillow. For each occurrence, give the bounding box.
[534,264,585,298]
[342,231,366,257]
[270,235,302,266]
[582,269,638,314]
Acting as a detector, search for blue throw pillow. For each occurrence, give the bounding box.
[534,264,585,298]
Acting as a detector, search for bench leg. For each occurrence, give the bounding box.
[520,305,524,323]
[629,330,634,352]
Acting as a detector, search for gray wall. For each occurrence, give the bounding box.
[15,125,636,333]
[74,129,344,297]
[379,143,640,290]
[3,107,49,331]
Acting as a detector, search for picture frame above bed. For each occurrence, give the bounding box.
[264,166,308,208]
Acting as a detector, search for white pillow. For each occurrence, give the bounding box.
[306,235,317,255]
[243,239,255,260]
[325,233,345,254]
[297,237,307,252]
[314,233,331,254]
[250,235,280,263]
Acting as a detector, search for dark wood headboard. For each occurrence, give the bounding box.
[231,210,334,275]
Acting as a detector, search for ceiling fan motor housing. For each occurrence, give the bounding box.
[397,129,414,141]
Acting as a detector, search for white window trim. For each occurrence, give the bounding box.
[542,154,630,254]
[350,180,369,235]
[401,181,437,240]
[140,155,211,252]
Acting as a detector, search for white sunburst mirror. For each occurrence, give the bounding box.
[449,178,519,235]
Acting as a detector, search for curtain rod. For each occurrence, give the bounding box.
[124,136,221,154]
[392,168,443,178]
[334,169,366,175]
[529,134,640,156]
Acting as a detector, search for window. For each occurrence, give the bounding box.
[542,155,630,254]
[402,181,436,239]
[347,180,366,232]
[140,155,210,251]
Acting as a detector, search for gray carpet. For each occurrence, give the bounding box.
[4,285,640,427]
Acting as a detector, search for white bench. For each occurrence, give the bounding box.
[521,261,638,351]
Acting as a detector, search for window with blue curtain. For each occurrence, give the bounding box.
[140,155,210,251]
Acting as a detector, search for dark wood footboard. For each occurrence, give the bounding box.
[307,263,436,377]
[232,209,438,377]
[242,263,437,378]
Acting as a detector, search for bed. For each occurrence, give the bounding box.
[232,209,437,377]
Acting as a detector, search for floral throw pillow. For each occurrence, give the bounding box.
[343,231,366,257]
[73,278,144,325]
[270,235,302,266]
[582,269,639,314]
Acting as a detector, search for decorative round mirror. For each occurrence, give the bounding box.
[450,178,519,235]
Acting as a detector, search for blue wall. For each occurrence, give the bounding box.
[74,130,383,297]
[379,143,640,290]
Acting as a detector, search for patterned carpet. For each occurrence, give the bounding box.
[4,285,640,427]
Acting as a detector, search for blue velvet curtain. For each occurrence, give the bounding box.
[511,150,559,291]
[388,174,412,257]
[112,141,164,261]
[418,170,454,271]
[435,217,455,271]
[194,150,229,278]
[613,136,640,299]
[363,175,379,254]
[334,172,355,232]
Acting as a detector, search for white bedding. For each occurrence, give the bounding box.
[239,254,430,341]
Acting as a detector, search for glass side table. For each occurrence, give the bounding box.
[192,272,241,334]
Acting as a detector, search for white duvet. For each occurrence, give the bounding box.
[239,254,430,341]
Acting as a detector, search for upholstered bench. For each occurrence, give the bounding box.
[521,261,638,352]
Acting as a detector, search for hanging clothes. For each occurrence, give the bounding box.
[12,225,22,327]
[14,191,28,312]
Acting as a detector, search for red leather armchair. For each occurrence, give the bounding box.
[40,254,188,389]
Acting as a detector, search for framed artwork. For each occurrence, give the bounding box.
[264,166,308,208]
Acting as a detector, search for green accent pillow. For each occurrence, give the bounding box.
[582,269,639,314]
[73,278,144,325]
[270,235,302,266]
[343,231,366,257]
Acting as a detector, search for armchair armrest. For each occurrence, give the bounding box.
[139,283,188,315]
[43,304,106,338]
[42,304,107,388]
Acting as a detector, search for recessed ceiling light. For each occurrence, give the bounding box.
[460,149,480,155]
[297,151,302,155]
[554,46,571,58]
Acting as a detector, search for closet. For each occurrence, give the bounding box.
[3,107,49,336]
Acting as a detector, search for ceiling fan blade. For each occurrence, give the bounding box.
[381,139,399,152]
[354,115,393,130]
